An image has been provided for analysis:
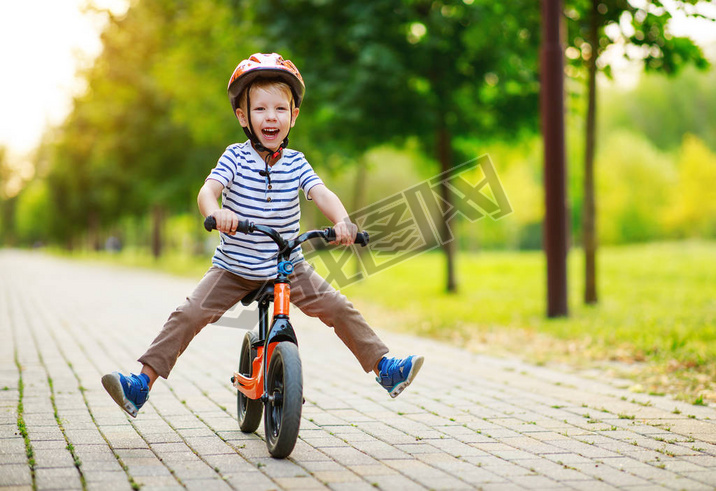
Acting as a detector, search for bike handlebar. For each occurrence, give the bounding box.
[203,216,369,248]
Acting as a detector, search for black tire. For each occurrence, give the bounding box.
[237,330,263,433]
[264,342,303,458]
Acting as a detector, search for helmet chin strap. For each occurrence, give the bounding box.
[241,126,287,163]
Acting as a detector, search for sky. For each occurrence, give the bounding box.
[0,0,127,157]
[0,0,715,165]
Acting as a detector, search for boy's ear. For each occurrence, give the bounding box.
[290,107,300,127]
[235,108,248,128]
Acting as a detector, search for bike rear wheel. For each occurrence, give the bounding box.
[264,342,302,458]
[237,330,263,432]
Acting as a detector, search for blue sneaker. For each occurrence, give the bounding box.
[376,355,424,398]
[101,372,150,418]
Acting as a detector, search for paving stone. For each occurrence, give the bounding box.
[348,438,410,460]
[165,459,220,481]
[33,448,77,468]
[299,460,345,473]
[63,429,107,446]
[201,451,255,473]
[681,454,716,467]
[35,466,82,489]
[689,471,716,487]
[131,474,183,488]
[139,431,185,445]
[123,457,173,477]
[184,435,236,455]
[273,476,328,490]
[83,471,134,489]
[0,440,29,465]
[253,457,310,479]
[113,448,155,460]
[183,477,232,490]
[223,470,279,490]
[311,470,362,484]
[569,462,656,487]
[658,476,715,491]
[79,459,124,473]
[359,472,425,489]
[382,459,472,490]
[480,461,537,478]
[325,483,378,491]
[559,480,621,490]
[507,474,563,488]
[0,464,32,486]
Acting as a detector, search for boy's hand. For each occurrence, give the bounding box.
[332,219,358,246]
[212,209,239,235]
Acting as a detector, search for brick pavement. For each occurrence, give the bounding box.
[1,249,715,490]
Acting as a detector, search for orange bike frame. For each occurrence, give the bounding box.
[273,282,290,316]
[232,282,291,399]
[232,341,278,399]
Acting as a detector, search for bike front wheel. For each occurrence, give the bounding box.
[264,341,303,458]
[237,330,263,432]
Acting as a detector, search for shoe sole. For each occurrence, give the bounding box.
[389,355,424,398]
[101,373,140,418]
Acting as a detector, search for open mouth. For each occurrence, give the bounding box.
[262,128,280,139]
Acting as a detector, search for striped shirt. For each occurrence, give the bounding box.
[207,141,323,280]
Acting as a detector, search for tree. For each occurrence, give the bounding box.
[565,0,710,304]
[255,0,542,292]
[665,135,716,238]
[0,146,16,245]
[45,0,220,253]
[600,65,716,152]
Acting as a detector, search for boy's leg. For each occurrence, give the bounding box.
[289,261,389,373]
[141,365,158,390]
[138,266,262,379]
[103,267,262,418]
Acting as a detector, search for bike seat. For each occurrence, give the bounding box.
[241,283,274,306]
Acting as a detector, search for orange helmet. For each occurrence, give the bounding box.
[227,53,305,113]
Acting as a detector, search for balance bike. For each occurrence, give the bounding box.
[204,216,368,458]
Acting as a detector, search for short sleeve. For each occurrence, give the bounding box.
[207,146,239,190]
[297,155,323,200]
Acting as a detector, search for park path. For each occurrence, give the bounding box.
[1,249,715,490]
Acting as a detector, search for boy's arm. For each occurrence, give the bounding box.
[308,184,357,245]
[198,179,238,235]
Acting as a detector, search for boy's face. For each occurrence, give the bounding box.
[235,85,299,153]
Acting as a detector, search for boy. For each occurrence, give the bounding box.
[102,53,423,418]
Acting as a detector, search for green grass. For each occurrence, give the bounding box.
[14,357,35,489]
[347,241,714,355]
[336,240,716,402]
[50,240,715,402]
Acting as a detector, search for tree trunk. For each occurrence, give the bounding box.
[352,156,368,278]
[88,211,101,251]
[436,123,457,293]
[583,0,599,304]
[0,196,17,247]
[541,0,569,317]
[152,205,164,259]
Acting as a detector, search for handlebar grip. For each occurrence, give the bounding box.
[204,216,253,234]
[204,216,216,232]
[356,231,369,246]
[324,228,370,247]
[237,219,252,234]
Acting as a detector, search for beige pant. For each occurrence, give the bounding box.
[138,261,389,378]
